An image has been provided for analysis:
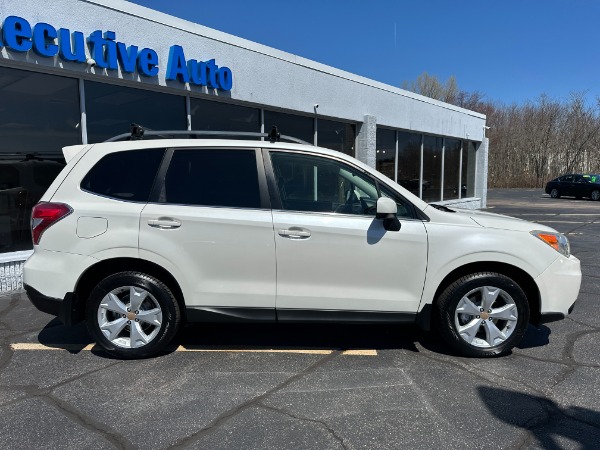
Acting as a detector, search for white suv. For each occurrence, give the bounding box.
[24,131,581,358]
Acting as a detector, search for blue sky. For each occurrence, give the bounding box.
[128,0,600,105]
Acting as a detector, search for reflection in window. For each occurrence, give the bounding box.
[81,149,165,202]
[422,136,443,202]
[0,66,80,158]
[397,132,422,197]
[317,119,356,156]
[376,128,396,181]
[190,98,260,137]
[163,149,261,208]
[0,67,79,252]
[462,141,476,197]
[85,81,187,143]
[271,152,378,215]
[444,139,461,200]
[264,110,313,144]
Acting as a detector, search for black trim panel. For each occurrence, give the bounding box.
[25,284,61,317]
[539,312,565,324]
[277,309,416,324]
[24,285,83,326]
[186,307,276,323]
[539,300,576,325]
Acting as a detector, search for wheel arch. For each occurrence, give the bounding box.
[418,261,541,330]
[74,257,186,323]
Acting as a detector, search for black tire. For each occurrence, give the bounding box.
[592,190,600,201]
[86,271,181,359]
[550,188,560,199]
[436,272,529,358]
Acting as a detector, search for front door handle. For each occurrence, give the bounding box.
[148,217,182,229]
[278,228,311,239]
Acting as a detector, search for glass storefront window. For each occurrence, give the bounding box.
[264,110,313,144]
[85,81,187,143]
[0,67,80,253]
[463,141,476,197]
[376,128,396,181]
[397,132,422,197]
[0,67,81,158]
[317,119,356,156]
[190,98,260,137]
[422,136,443,202]
[443,139,461,201]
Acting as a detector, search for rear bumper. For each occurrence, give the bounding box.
[24,284,83,326]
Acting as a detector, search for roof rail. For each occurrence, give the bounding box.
[103,124,312,145]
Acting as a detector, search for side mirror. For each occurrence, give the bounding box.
[376,197,401,231]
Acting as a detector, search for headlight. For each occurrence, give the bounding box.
[530,230,570,257]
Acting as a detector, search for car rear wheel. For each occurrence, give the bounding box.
[550,188,560,198]
[86,271,181,359]
[591,190,600,201]
[437,272,529,357]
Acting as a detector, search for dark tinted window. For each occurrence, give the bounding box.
[190,99,260,137]
[264,110,313,144]
[397,131,422,196]
[560,175,574,182]
[317,119,356,156]
[422,136,443,202]
[81,149,165,201]
[0,66,81,157]
[85,81,187,143]
[163,149,261,208]
[443,139,461,200]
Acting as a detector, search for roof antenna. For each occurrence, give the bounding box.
[268,125,280,143]
[130,123,145,141]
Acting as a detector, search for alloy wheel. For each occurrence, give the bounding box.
[454,285,518,348]
[97,286,163,348]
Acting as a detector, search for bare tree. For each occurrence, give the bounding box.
[402,72,600,188]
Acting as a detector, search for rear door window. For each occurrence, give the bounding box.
[161,148,261,208]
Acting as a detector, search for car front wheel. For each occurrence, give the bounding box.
[550,188,560,198]
[86,271,181,359]
[437,272,529,357]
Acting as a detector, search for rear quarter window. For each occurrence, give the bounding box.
[81,149,165,202]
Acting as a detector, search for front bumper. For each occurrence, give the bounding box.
[24,284,83,326]
[535,254,581,321]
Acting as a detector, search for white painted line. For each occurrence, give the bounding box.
[341,349,378,356]
[174,346,334,355]
[10,343,377,356]
[535,221,590,224]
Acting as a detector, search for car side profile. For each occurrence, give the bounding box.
[545,174,600,200]
[24,131,581,358]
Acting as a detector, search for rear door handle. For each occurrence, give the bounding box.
[148,218,181,229]
[278,228,311,239]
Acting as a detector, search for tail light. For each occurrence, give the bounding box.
[31,202,72,245]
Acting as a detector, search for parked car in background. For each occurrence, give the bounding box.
[545,174,600,201]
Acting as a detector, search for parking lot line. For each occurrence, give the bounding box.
[9,343,377,356]
[534,220,590,224]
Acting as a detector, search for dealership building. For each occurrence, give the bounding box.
[0,0,488,291]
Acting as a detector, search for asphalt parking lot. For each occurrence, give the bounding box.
[1,188,599,449]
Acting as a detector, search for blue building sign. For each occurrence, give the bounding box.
[0,15,233,90]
